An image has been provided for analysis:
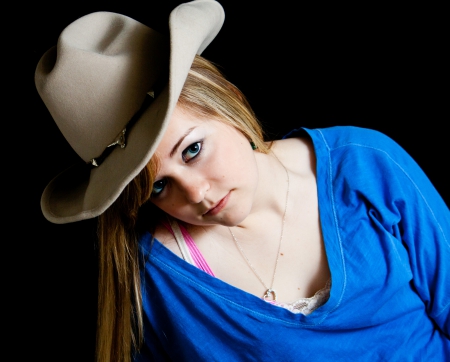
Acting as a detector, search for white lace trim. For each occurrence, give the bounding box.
[266,279,331,315]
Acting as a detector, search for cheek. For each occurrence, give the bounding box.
[211,136,255,175]
[151,195,182,215]
[151,189,198,220]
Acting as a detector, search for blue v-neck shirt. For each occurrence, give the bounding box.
[135,126,449,361]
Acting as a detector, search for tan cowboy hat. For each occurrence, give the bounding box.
[35,0,225,224]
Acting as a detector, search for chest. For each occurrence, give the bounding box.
[188,176,330,303]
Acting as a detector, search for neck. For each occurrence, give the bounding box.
[235,149,289,232]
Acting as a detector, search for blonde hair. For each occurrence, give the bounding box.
[95,55,269,362]
[178,55,269,153]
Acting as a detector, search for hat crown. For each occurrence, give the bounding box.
[35,11,169,162]
[62,12,146,55]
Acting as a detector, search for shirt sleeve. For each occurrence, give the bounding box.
[362,130,450,337]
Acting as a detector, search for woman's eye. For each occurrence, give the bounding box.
[182,142,202,162]
[152,179,167,196]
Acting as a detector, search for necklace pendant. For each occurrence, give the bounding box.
[263,288,277,301]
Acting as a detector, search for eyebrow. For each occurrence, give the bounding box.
[169,127,197,158]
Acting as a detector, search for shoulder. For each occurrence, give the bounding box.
[269,135,316,178]
[283,125,397,146]
[306,126,402,153]
[279,126,425,183]
[310,127,429,196]
[268,125,397,172]
[270,135,313,156]
[153,223,183,258]
[284,126,410,162]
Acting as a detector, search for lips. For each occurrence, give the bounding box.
[203,192,231,216]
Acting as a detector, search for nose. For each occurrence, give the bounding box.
[177,174,209,204]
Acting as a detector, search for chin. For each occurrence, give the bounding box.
[216,208,251,227]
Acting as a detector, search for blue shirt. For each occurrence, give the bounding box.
[135,126,450,361]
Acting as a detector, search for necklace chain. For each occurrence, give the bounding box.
[229,151,290,301]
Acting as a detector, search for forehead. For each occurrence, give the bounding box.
[169,105,204,128]
[159,106,203,140]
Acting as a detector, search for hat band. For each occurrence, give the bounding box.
[88,92,155,168]
[88,69,168,168]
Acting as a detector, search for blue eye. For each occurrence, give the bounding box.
[182,142,202,162]
[152,179,167,196]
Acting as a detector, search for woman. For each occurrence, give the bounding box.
[35,0,449,361]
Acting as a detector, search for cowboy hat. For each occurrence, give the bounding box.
[35,0,225,224]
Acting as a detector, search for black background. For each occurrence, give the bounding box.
[21,1,447,359]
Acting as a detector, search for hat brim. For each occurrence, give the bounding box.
[41,0,225,224]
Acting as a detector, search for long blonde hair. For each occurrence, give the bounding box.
[95,55,269,362]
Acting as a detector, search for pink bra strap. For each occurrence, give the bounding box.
[161,218,215,277]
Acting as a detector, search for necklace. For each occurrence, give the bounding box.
[228,151,290,301]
